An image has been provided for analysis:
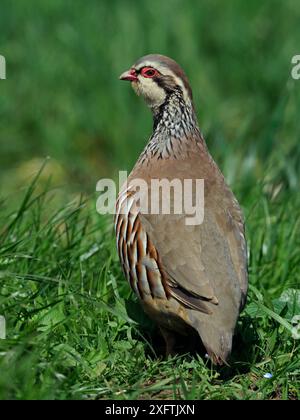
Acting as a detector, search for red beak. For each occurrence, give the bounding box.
[119,68,138,82]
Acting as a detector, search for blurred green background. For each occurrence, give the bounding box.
[1,0,299,197]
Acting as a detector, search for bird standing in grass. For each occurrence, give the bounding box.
[115,54,248,364]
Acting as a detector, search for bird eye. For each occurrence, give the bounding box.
[141,67,158,78]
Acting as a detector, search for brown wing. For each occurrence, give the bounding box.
[134,147,247,315]
[140,212,218,312]
[140,202,246,315]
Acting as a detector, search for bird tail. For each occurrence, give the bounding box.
[188,312,233,365]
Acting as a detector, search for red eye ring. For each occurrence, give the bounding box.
[141,67,159,78]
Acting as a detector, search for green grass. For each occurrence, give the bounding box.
[0,161,299,400]
[0,0,300,400]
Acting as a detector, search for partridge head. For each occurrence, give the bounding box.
[116,54,248,364]
[120,54,193,111]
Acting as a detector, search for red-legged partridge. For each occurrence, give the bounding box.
[115,54,248,364]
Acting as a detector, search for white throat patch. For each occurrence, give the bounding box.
[132,77,166,109]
